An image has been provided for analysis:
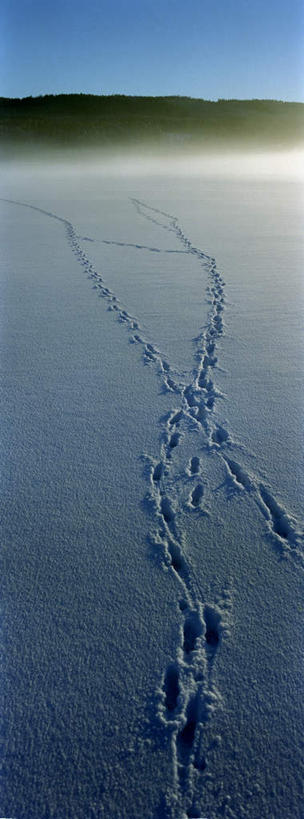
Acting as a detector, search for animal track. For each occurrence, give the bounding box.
[168,431,181,450]
[176,691,201,778]
[100,237,187,254]
[161,360,170,373]
[190,484,204,508]
[4,195,303,819]
[189,456,200,475]
[160,496,175,524]
[224,457,252,490]
[169,410,183,427]
[167,539,189,580]
[204,605,221,655]
[211,425,229,445]
[164,663,180,712]
[258,484,301,554]
[183,610,203,654]
[178,696,198,751]
[144,345,157,362]
[153,462,163,482]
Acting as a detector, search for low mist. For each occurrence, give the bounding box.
[1,147,303,192]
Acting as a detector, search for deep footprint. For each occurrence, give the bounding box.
[153,462,163,482]
[190,484,204,508]
[212,425,229,445]
[161,496,175,523]
[183,610,203,654]
[259,484,293,541]
[168,432,180,450]
[164,663,180,712]
[225,458,252,490]
[169,410,183,427]
[177,692,200,767]
[204,605,221,654]
[167,540,188,579]
[190,456,200,475]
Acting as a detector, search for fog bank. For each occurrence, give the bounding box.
[2,147,304,184]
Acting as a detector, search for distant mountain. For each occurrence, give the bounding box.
[1,94,303,153]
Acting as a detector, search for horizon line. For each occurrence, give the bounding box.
[1,93,304,105]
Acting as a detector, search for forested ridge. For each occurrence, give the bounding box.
[1,94,303,152]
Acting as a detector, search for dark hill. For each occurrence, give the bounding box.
[1,94,303,153]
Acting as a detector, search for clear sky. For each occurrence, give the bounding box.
[1,0,303,101]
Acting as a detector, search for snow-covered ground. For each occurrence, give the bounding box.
[1,155,303,818]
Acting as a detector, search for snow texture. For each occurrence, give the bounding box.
[0,162,303,819]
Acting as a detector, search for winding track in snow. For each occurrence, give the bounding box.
[2,195,303,817]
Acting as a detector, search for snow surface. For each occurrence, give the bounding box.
[0,157,303,819]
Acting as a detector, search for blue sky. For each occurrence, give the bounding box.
[1,0,303,100]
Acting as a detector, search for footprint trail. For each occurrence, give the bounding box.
[2,195,303,816]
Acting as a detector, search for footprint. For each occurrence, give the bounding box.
[161,360,170,373]
[153,462,163,482]
[206,395,215,409]
[211,425,229,445]
[184,385,197,408]
[144,346,156,362]
[146,342,158,355]
[183,610,203,654]
[196,403,207,425]
[186,807,206,818]
[225,458,252,490]
[164,663,180,712]
[198,370,207,388]
[204,605,221,655]
[176,692,200,766]
[259,484,294,542]
[168,431,180,450]
[160,496,175,524]
[189,456,200,475]
[164,375,179,393]
[169,410,183,427]
[190,484,204,508]
[167,540,188,579]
